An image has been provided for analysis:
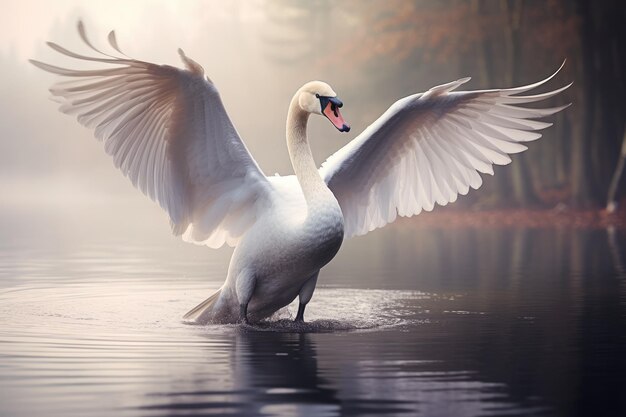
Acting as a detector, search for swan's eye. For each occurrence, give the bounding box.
[315,93,320,98]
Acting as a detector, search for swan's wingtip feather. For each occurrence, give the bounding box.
[107,30,125,55]
[77,19,87,41]
[28,59,50,72]
[547,60,567,80]
[178,48,205,76]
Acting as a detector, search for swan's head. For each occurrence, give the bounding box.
[298,81,350,132]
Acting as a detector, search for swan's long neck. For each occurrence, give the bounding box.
[286,95,330,205]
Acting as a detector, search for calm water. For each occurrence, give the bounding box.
[1,219,625,417]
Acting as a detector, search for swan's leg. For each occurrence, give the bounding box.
[235,269,256,324]
[295,271,319,322]
[239,304,249,325]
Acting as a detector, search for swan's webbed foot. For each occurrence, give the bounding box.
[294,303,306,323]
[239,304,249,325]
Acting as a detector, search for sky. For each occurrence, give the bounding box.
[0,1,263,60]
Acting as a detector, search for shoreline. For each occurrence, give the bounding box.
[396,207,626,230]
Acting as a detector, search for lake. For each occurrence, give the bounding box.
[1,211,625,417]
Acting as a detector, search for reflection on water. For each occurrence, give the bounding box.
[1,224,625,417]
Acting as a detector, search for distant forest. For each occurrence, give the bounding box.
[263,0,626,209]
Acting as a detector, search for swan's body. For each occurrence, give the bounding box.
[188,90,347,322]
[32,23,571,324]
[199,175,344,323]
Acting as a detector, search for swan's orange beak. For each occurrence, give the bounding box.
[321,96,350,132]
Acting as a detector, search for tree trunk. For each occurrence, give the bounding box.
[606,123,626,212]
[570,0,595,206]
[504,0,540,206]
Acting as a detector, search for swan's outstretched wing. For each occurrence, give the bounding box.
[321,64,571,238]
[31,22,270,248]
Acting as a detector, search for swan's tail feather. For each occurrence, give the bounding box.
[183,288,222,323]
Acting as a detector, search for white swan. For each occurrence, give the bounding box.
[31,23,570,324]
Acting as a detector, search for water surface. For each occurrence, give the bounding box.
[1,220,625,417]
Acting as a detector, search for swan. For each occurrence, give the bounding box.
[31,23,571,324]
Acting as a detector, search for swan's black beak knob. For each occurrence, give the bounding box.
[320,96,350,133]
